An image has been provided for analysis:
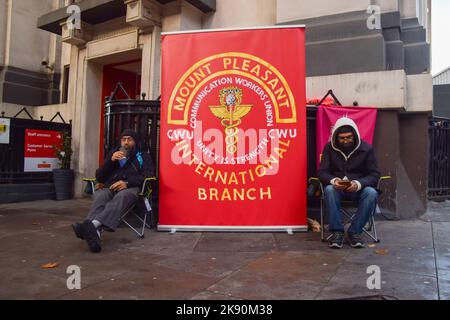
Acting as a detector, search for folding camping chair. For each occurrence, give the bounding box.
[308,176,391,243]
[82,177,157,238]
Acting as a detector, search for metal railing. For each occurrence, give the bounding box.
[0,109,71,184]
[428,118,450,200]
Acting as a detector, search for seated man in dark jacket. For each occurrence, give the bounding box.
[72,129,154,253]
[318,117,380,249]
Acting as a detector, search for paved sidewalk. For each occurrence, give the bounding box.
[0,199,449,300]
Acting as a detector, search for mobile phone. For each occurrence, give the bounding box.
[339,180,352,187]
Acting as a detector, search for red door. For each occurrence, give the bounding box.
[99,60,141,164]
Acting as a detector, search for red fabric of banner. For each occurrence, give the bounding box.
[316,105,378,169]
[159,27,307,230]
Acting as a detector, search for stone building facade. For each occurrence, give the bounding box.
[0,0,432,219]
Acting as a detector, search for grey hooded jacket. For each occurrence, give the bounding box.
[317,117,381,189]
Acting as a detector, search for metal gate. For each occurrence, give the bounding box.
[103,84,160,174]
[428,118,450,200]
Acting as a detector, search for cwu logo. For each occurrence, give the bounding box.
[165,52,299,202]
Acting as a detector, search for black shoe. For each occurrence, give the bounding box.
[80,220,101,253]
[72,223,84,239]
[348,233,365,248]
[328,232,344,249]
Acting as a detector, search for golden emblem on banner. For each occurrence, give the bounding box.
[209,87,252,155]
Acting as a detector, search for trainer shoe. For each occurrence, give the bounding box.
[80,220,102,253]
[72,223,84,239]
[328,232,344,249]
[348,233,365,248]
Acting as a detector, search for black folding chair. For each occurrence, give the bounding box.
[309,176,392,243]
[82,177,157,238]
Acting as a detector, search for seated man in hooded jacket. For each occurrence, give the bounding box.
[72,129,154,253]
[318,117,381,249]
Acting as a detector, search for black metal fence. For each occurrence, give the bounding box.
[428,118,450,200]
[0,109,71,184]
[306,106,318,179]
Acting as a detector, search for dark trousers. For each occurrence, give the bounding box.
[86,187,140,231]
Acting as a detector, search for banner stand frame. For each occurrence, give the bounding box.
[158,226,308,233]
[316,89,343,106]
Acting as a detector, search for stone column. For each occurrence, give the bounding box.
[68,44,102,198]
[149,25,161,100]
[140,32,152,99]
[125,0,162,100]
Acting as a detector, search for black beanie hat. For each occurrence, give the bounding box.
[120,129,139,143]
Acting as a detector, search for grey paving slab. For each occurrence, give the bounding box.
[194,233,276,252]
[421,202,450,223]
[0,212,81,238]
[0,268,69,300]
[59,265,219,300]
[435,246,450,281]
[431,222,450,248]
[123,231,203,256]
[190,290,243,300]
[273,232,324,251]
[153,251,265,278]
[438,279,450,300]
[0,228,82,268]
[373,220,434,248]
[207,270,325,300]
[0,230,168,295]
[0,199,92,213]
[205,251,346,300]
[343,245,437,277]
[316,267,438,300]
[241,251,346,283]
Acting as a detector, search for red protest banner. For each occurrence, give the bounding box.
[159,26,307,231]
[316,105,378,168]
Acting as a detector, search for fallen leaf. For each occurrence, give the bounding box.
[307,218,321,233]
[32,222,40,225]
[368,244,377,248]
[374,249,389,255]
[41,262,60,269]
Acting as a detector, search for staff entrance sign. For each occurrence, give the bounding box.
[159,26,307,232]
[24,129,62,172]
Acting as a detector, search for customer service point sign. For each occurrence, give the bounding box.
[159,26,307,232]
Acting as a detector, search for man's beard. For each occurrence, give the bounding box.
[339,142,355,155]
